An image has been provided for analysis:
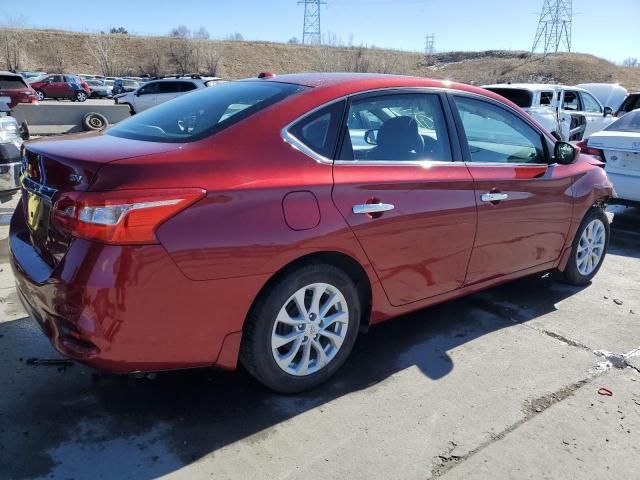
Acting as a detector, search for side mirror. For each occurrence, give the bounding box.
[603,106,613,117]
[554,141,577,165]
[364,129,378,145]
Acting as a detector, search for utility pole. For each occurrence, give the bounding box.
[424,34,435,56]
[298,0,327,44]
[532,0,573,53]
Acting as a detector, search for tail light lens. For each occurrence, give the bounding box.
[52,188,205,245]
[576,140,604,162]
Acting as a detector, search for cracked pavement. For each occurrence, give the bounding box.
[1,194,639,480]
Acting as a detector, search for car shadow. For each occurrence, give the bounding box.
[1,224,638,479]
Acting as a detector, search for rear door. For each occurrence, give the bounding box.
[450,93,573,284]
[331,91,477,306]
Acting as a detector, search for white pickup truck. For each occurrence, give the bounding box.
[483,83,616,141]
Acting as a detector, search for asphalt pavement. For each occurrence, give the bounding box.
[1,192,639,480]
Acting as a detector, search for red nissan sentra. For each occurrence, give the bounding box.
[10,73,613,392]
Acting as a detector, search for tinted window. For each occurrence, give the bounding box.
[178,82,198,92]
[0,75,28,89]
[562,91,581,111]
[289,101,345,159]
[621,94,640,113]
[341,93,452,162]
[486,88,533,108]
[157,81,181,94]
[138,82,160,95]
[581,92,602,113]
[540,91,554,106]
[107,81,306,143]
[454,96,546,164]
[605,111,640,133]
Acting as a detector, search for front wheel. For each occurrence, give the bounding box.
[559,208,610,286]
[240,264,360,393]
[35,90,45,101]
[75,91,87,102]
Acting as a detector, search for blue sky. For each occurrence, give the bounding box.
[2,0,638,62]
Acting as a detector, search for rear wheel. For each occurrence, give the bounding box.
[75,91,87,102]
[35,90,45,101]
[560,208,609,285]
[240,264,360,393]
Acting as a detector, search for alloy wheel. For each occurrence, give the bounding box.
[576,219,606,276]
[271,282,349,376]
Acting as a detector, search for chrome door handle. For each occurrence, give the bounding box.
[352,203,395,214]
[481,192,508,203]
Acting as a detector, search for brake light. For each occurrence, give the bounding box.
[52,188,205,245]
[576,140,604,161]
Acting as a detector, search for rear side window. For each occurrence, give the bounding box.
[0,75,28,89]
[107,81,307,143]
[289,101,345,159]
[540,91,554,106]
[486,88,533,108]
[177,82,198,92]
[562,91,581,111]
[158,82,181,94]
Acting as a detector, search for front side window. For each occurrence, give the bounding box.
[107,81,306,143]
[138,82,159,95]
[340,93,452,162]
[562,91,581,111]
[453,96,546,164]
[581,92,602,113]
[288,101,345,159]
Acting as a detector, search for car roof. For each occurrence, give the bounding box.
[0,70,24,78]
[483,83,593,93]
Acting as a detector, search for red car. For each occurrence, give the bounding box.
[10,74,613,392]
[29,74,91,102]
[0,71,38,108]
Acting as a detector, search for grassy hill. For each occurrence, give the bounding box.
[3,28,640,90]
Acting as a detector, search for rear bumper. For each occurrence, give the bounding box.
[0,161,21,193]
[607,171,640,203]
[9,202,269,373]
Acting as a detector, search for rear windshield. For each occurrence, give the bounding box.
[107,81,307,143]
[486,88,533,108]
[621,94,640,113]
[0,75,28,89]
[605,111,640,133]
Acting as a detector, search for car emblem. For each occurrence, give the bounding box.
[69,173,83,183]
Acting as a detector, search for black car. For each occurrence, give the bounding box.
[616,92,640,117]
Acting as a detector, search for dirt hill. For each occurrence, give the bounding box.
[3,28,640,90]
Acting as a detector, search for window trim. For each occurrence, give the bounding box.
[446,91,555,167]
[282,87,464,166]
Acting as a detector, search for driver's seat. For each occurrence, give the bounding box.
[366,116,424,161]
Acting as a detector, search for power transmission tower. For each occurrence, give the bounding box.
[424,34,435,56]
[298,0,327,44]
[531,0,573,53]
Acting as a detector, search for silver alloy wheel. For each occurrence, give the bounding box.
[576,218,606,276]
[76,92,87,101]
[271,282,349,376]
[36,91,45,101]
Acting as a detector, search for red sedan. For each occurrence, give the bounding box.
[10,74,613,392]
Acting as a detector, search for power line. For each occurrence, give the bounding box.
[531,0,573,53]
[298,0,327,44]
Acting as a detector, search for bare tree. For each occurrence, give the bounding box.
[193,27,210,40]
[623,57,639,68]
[199,43,223,76]
[0,16,29,71]
[169,25,191,38]
[168,37,198,74]
[142,50,163,77]
[46,44,65,73]
[85,34,120,76]
[226,32,243,41]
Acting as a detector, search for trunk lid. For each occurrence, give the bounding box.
[19,132,184,267]
[588,131,640,177]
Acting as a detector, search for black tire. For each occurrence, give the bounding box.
[240,263,361,393]
[35,90,45,101]
[559,208,610,286]
[121,103,135,115]
[75,91,88,102]
[82,112,108,131]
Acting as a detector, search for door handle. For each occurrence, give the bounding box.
[481,192,508,203]
[352,203,395,214]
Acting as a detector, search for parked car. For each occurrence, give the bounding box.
[616,93,640,118]
[29,74,91,102]
[0,71,38,108]
[577,83,628,114]
[111,78,139,96]
[86,79,113,98]
[17,71,47,81]
[484,83,615,141]
[10,74,613,392]
[578,110,640,206]
[114,76,207,113]
[0,110,28,200]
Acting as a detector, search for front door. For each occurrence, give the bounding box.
[331,91,477,306]
[450,94,574,284]
[580,90,613,138]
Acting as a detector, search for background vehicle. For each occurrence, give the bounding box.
[579,110,640,206]
[616,93,640,117]
[10,74,613,393]
[86,79,113,98]
[29,74,91,102]
[114,76,207,113]
[111,78,140,95]
[0,71,38,108]
[484,83,615,141]
[17,71,47,81]
[0,112,28,200]
[577,83,628,114]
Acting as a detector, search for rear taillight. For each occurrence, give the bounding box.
[576,140,604,162]
[52,188,205,245]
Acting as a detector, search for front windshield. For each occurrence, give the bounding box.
[106,80,307,143]
[605,111,640,134]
